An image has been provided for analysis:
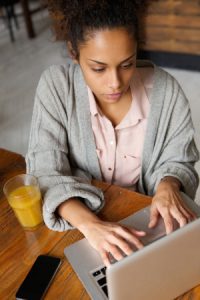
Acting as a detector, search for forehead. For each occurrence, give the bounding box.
[79,28,137,63]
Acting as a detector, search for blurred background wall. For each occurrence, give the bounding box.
[0,0,199,202]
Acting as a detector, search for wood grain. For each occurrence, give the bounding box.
[148,1,200,16]
[1,149,200,299]
[140,0,200,55]
[142,40,200,55]
[145,27,200,43]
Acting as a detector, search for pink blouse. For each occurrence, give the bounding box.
[87,67,154,190]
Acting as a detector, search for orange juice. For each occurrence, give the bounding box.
[8,185,43,228]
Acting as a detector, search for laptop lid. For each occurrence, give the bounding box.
[107,217,200,300]
[64,192,200,300]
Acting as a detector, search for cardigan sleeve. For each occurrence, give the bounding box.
[26,65,104,232]
[143,74,199,199]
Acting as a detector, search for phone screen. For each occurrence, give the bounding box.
[16,255,61,300]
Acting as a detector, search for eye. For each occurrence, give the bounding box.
[121,62,134,69]
[91,68,105,73]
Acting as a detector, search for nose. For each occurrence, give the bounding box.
[108,69,121,91]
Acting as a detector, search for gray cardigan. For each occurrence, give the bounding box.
[26,60,199,231]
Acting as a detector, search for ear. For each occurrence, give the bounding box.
[67,41,78,63]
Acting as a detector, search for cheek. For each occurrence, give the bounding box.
[85,73,99,86]
[124,68,136,83]
[84,73,103,93]
[119,70,134,86]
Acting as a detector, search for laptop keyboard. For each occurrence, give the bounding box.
[90,253,125,298]
[91,266,108,298]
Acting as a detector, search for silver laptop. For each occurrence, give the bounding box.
[64,192,200,300]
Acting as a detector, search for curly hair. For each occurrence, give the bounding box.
[47,0,149,58]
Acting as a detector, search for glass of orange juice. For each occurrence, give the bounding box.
[3,174,43,229]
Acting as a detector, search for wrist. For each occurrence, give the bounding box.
[157,176,181,193]
[78,215,101,233]
[57,197,101,232]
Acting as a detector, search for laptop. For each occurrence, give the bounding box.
[64,192,200,300]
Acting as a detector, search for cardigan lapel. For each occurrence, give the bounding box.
[73,64,102,181]
[138,63,168,193]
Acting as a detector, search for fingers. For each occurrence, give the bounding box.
[151,194,196,235]
[178,202,197,221]
[115,226,145,249]
[101,250,111,267]
[100,242,125,267]
[130,228,146,237]
[159,207,174,234]
[170,203,196,228]
[171,207,187,227]
[111,228,144,252]
[148,206,159,228]
[99,225,145,266]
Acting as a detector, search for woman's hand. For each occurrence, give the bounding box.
[58,197,145,267]
[148,177,196,234]
[79,220,146,267]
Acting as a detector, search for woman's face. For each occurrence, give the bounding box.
[75,27,137,105]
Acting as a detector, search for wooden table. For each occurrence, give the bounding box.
[0,148,200,299]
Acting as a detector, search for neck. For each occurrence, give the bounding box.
[96,87,132,126]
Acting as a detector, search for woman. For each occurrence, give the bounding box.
[26,0,199,266]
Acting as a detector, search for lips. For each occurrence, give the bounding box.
[105,92,122,100]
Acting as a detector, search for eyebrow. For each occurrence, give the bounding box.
[88,53,137,65]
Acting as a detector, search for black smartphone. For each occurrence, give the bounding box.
[16,255,61,300]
